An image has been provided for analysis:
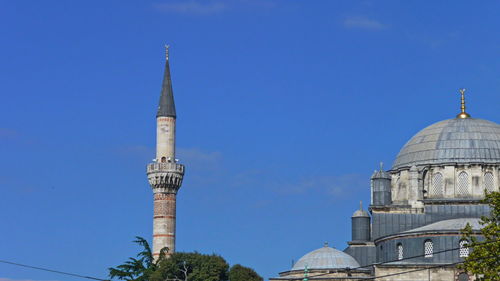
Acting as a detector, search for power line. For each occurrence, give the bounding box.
[0,259,110,281]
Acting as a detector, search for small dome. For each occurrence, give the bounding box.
[352,209,369,217]
[352,201,369,217]
[371,169,391,179]
[292,245,360,270]
[393,118,500,170]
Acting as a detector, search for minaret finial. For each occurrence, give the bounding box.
[379,162,384,171]
[359,200,363,210]
[457,88,471,119]
[165,44,170,61]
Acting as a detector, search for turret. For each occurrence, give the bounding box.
[146,46,185,258]
[371,163,391,206]
[351,201,370,242]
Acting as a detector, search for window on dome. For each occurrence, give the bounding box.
[459,240,469,258]
[424,240,433,258]
[457,172,470,197]
[397,243,403,260]
[431,172,443,197]
[485,172,494,193]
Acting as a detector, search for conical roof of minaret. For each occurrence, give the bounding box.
[157,46,176,118]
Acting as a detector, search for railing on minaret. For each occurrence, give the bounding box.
[147,46,185,258]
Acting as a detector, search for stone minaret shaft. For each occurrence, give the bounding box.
[147,46,184,257]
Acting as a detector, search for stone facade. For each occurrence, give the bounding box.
[374,265,476,281]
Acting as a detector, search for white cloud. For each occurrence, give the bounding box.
[153,1,227,15]
[153,0,275,15]
[177,147,222,169]
[115,145,154,161]
[343,16,387,31]
[272,173,368,198]
[0,128,19,139]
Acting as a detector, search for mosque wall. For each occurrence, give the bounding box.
[375,234,479,264]
[371,204,490,239]
[374,266,474,281]
[391,164,500,203]
[344,244,376,267]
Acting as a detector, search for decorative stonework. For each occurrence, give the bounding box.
[147,162,184,193]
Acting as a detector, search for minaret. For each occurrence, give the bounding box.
[146,45,185,258]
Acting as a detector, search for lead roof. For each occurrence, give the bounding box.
[392,118,500,170]
[292,246,360,270]
[157,56,177,118]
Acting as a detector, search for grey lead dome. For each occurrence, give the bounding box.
[392,118,500,170]
[292,246,360,270]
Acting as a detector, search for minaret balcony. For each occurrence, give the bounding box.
[147,162,185,174]
[147,162,185,192]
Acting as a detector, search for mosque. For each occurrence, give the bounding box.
[146,48,499,280]
[270,90,500,281]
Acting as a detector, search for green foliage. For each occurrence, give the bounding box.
[108,237,168,281]
[110,239,263,281]
[461,191,500,281]
[228,264,263,281]
[150,252,229,281]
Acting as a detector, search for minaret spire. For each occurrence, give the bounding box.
[157,45,176,118]
[456,88,471,119]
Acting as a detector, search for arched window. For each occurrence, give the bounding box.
[424,240,433,258]
[459,240,469,258]
[431,172,444,197]
[161,157,167,163]
[457,172,470,197]
[485,172,494,193]
[397,243,403,260]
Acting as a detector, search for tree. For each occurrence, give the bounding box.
[461,191,500,281]
[228,264,263,281]
[150,252,229,281]
[108,237,167,281]
[110,239,263,281]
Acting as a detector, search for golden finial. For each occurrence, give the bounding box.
[457,88,471,119]
[165,44,170,61]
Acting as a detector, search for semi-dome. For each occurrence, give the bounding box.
[403,218,482,233]
[392,118,500,170]
[292,245,360,270]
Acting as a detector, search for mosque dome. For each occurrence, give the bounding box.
[392,118,500,170]
[291,245,360,271]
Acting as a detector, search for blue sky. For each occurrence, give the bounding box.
[1,0,500,280]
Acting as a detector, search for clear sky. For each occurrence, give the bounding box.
[1,1,500,280]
